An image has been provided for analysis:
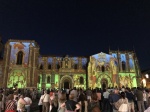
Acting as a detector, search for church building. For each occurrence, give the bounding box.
[0,39,141,89]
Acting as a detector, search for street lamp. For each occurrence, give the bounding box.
[145,74,149,79]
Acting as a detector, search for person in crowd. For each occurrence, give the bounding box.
[70,87,78,102]
[41,90,51,112]
[91,106,101,112]
[103,89,110,111]
[61,93,80,112]
[58,92,66,112]
[5,94,16,112]
[143,90,149,109]
[17,95,28,112]
[51,94,58,112]
[144,100,150,112]
[109,88,120,112]
[88,92,100,112]
[108,90,113,112]
[86,88,92,104]
[0,91,3,112]
[116,92,128,112]
[135,87,145,112]
[24,94,32,112]
[38,93,43,112]
[125,88,135,112]
[96,88,102,110]
[78,89,88,112]
[66,88,70,100]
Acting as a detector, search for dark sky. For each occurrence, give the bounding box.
[0,0,150,70]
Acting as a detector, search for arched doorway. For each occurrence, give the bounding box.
[60,75,73,89]
[101,78,108,90]
[64,81,69,89]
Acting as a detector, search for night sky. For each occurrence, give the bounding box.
[0,0,150,70]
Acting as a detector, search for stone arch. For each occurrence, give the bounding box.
[96,65,100,71]
[60,75,73,89]
[97,74,112,88]
[16,51,25,65]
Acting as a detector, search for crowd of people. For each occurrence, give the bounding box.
[0,87,150,112]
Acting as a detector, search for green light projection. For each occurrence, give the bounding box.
[73,74,86,89]
[119,73,137,88]
[54,74,59,88]
[7,69,27,88]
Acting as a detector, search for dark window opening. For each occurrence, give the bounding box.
[122,61,126,71]
[16,51,23,65]
[74,64,78,69]
[79,77,84,84]
[40,64,43,69]
[56,64,60,69]
[47,76,50,83]
[48,64,51,69]
[102,66,105,72]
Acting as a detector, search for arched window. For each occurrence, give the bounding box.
[79,77,84,84]
[74,64,78,69]
[16,51,23,65]
[47,76,50,83]
[82,65,86,70]
[48,64,51,69]
[96,66,100,71]
[56,64,60,69]
[122,61,126,71]
[102,66,105,72]
[38,76,40,83]
[40,64,43,69]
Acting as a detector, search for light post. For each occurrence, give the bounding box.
[145,74,149,79]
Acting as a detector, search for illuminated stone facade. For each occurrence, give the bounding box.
[0,39,141,89]
[88,51,141,89]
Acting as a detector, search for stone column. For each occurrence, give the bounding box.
[126,53,129,72]
[42,74,46,89]
[3,43,11,87]
[32,47,39,87]
[28,43,33,87]
[118,53,122,72]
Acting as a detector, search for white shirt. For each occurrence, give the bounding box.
[103,91,110,99]
[24,97,32,106]
[41,94,50,103]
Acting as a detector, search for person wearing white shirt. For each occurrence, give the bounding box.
[24,94,32,112]
[42,90,51,112]
[103,89,110,111]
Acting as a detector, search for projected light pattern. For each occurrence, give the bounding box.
[121,54,126,62]
[48,57,53,64]
[112,53,117,58]
[72,57,78,64]
[129,54,134,72]
[9,42,35,64]
[7,69,27,88]
[73,74,86,89]
[82,58,87,65]
[88,52,138,89]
